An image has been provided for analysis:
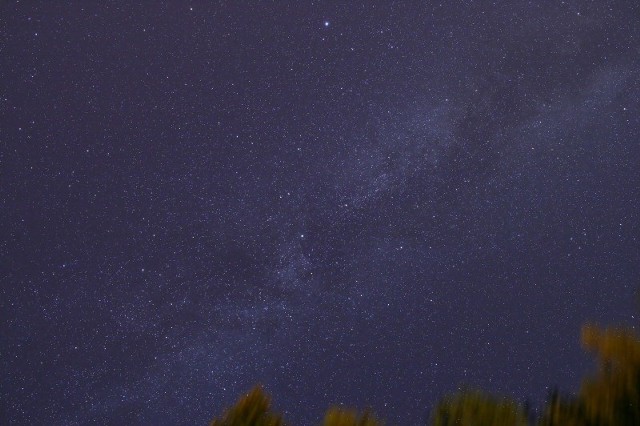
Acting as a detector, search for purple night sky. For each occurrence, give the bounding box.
[3,1,640,424]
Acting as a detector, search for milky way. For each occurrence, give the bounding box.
[3,2,640,424]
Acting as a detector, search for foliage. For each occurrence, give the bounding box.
[209,325,640,425]
[322,407,382,426]
[540,325,640,426]
[578,325,640,425]
[539,388,587,426]
[430,390,528,426]
[210,385,284,426]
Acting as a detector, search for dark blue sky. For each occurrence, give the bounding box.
[3,1,640,424]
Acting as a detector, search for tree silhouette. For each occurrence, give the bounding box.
[207,324,640,425]
[210,385,284,426]
[430,390,528,426]
[539,387,586,426]
[323,407,382,426]
[578,324,640,425]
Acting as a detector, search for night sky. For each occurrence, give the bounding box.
[3,1,640,425]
